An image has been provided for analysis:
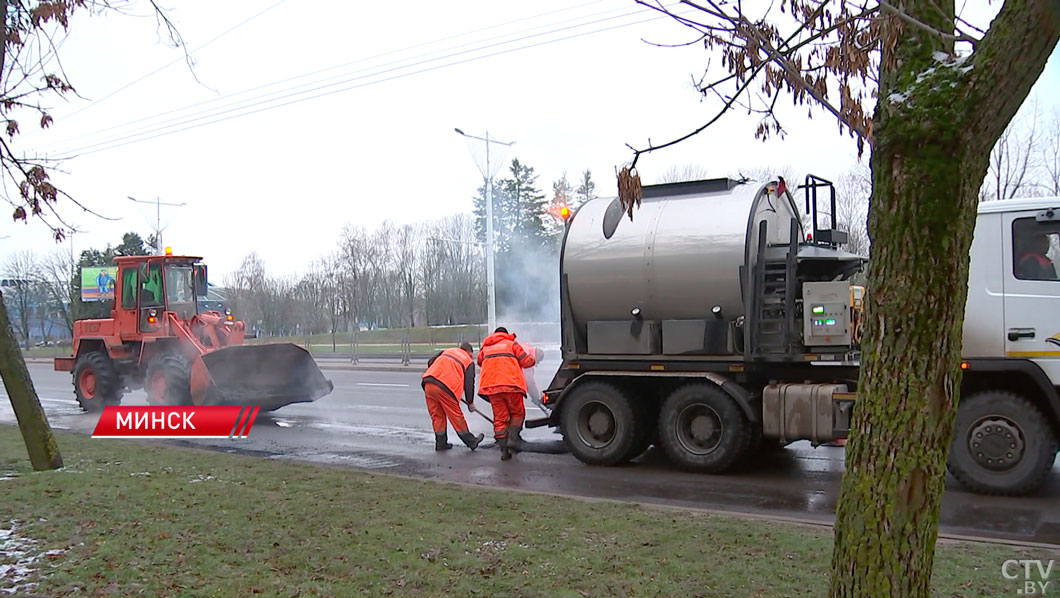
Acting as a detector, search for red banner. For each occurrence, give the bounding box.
[92,406,260,439]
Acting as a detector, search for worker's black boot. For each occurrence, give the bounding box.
[507,424,523,453]
[434,432,453,451]
[498,432,512,461]
[458,431,484,450]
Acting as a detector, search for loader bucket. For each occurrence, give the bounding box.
[198,343,334,411]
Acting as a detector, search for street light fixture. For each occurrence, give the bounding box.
[455,127,514,334]
[128,196,187,254]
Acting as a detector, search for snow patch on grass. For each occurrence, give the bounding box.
[0,520,67,595]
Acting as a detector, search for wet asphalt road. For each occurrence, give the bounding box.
[3,360,1058,547]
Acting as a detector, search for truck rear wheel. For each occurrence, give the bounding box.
[657,383,752,473]
[146,354,192,407]
[947,390,1058,496]
[561,381,637,466]
[73,351,122,412]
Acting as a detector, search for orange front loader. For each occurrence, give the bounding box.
[54,254,333,412]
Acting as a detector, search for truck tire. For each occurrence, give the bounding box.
[947,390,1058,496]
[657,383,753,473]
[561,381,637,466]
[146,354,192,407]
[72,351,122,412]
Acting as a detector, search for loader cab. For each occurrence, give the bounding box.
[112,255,207,335]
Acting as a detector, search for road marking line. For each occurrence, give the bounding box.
[356,383,409,387]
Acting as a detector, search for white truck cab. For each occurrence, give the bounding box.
[950,198,1060,493]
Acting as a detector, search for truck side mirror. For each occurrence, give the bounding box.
[193,265,208,297]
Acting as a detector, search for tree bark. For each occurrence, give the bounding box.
[830,1,1059,596]
[0,290,63,471]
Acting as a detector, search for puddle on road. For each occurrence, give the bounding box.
[305,421,432,443]
[269,452,401,469]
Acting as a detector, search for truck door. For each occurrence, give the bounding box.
[1002,208,1060,383]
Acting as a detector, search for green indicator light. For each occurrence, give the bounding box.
[825,319,837,326]
[812,306,825,314]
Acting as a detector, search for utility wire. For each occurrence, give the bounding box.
[61,0,291,122]
[41,0,613,151]
[47,8,679,159]
[42,2,683,159]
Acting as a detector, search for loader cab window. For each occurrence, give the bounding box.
[140,263,163,306]
[139,262,163,332]
[164,265,196,320]
[1013,218,1060,281]
[120,268,138,310]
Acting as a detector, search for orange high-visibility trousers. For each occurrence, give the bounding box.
[424,383,470,434]
[486,392,525,438]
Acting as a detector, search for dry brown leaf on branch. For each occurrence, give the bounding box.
[617,165,642,220]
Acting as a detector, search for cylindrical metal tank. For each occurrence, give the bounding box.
[562,179,801,330]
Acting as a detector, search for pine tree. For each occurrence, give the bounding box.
[575,169,596,207]
[500,158,547,250]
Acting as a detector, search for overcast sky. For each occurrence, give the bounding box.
[1,0,1058,281]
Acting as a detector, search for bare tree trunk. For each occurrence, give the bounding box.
[830,1,1059,596]
[0,290,63,470]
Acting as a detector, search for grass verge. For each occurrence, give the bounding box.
[0,426,1053,597]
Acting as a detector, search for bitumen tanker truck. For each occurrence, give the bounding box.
[536,175,1060,496]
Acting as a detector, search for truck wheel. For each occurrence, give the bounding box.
[947,391,1058,496]
[73,351,122,412]
[657,383,752,473]
[561,381,637,466]
[146,354,192,406]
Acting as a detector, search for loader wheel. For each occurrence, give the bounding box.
[146,354,192,407]
[947,391,1058,496]
[73,351,122,412]
[561,381,637,466]
[657,383,753,473]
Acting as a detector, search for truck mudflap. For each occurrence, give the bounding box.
[192,344,334,411]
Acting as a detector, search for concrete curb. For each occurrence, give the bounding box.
[22,355,426,373]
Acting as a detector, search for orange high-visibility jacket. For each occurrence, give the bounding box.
[477,332,536,396]
[421,347,476,403]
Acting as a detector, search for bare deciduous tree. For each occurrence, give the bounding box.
[2,250,39,347]
[982,104,1044,200]
[658,163,712,183]
[35,250,75,336]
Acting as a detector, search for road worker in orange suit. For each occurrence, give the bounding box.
[477,327,536,461]
[421,342,484,451]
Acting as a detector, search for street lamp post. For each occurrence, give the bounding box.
[128,196,187,254]
[454,127,514,333]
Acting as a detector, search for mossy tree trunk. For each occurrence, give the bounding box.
[830,1,1059,596]
[0,290,63,470]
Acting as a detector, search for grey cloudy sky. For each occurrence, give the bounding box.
[1,0,1058,280]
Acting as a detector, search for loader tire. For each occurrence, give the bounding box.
[947,391,1057,496]
[561,381,637,466]
[657,383,753,473]
[73,351,122,412]
[146,354,192,407]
